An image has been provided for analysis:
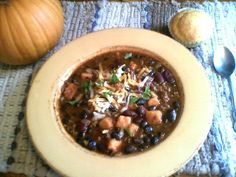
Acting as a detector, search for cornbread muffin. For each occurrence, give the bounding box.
[169,9,214,48]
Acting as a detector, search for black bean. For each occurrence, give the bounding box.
[87,140,97,150]
[147,105,157,111]
[151,134,161,145]
[123,110,138,118]
[111,132,118,139]
[143,136,151,145]
[80,111,88,119]
[136,98,146,106]
[124,145,137,154]
[172,101,180,110]
[133,138,144,145]
[118,130,125,138]
[144,125,153,134]
[148,70,155,77]
[166,109,177,122]
[111,130,124,140]
[140,120,148,128]
[163,70,175,83]
[154,72,165,84]
[136,106,146,117]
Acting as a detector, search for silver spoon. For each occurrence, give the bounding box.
[213,46,236,131]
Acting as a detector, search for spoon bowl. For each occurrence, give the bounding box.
[213,46,235,77]
[213,46,236,131]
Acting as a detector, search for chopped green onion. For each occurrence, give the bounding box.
[124,52,133,60]
[129,96,138,104]
[81,81,92,92]
[110,71,119,84]
[67,99,79,106]
[103,90,112,97]
[95,80,104,86]
[142,86,151,99]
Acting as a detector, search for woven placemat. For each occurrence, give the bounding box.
[0,1,236,177]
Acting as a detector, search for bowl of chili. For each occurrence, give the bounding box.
[27,28,213,177]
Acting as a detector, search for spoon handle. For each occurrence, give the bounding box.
[228,76,236,131]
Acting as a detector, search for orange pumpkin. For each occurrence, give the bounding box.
[0,0,64,65]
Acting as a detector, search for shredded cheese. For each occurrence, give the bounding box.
[98,63,104,80]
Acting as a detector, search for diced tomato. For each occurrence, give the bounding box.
[99,117,113,129]
[146,110,162,125]
[148,97,160,106]
[127,123,139,137]
[108,139,122,152]
[116,116,131,129]
[128,104,137,110]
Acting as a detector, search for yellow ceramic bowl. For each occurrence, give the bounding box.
[26,28,213,177]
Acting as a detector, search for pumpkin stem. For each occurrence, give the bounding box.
[0,0,8,4]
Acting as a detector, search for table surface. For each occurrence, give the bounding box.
[0,1,236,177]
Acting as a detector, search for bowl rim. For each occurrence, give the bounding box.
[26,28,213,177]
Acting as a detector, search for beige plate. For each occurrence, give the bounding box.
[26,28,213,177]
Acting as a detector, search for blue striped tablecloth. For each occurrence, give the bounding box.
[0,1,236,176]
